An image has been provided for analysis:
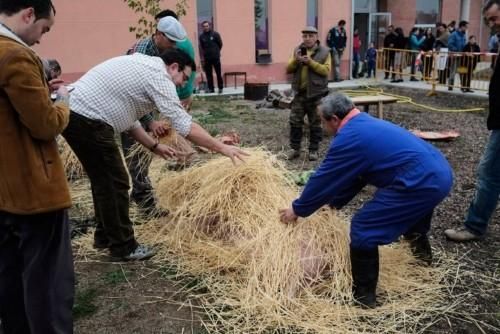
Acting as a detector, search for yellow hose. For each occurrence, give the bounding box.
[339,85,485,113]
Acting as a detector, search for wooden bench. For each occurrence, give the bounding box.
[351,95,399,119]
[224,71,247,89]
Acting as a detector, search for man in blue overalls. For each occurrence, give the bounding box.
[280,93,453,308]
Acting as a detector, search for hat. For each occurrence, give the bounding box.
[157,16,187,42]
[302,26,318,34]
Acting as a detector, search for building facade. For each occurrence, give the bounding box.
[35,0,489,84]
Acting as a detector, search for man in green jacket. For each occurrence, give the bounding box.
[286,26,331,161]
[0,0,74,332]
[122,11,197,216]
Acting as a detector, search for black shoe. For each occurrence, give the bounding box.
[384,75,389,80]
[410,77,419,82]
[390,79,398,83]
[218,88,223,94]
[351,246,379,308]
[404,233,432,265]
[465,89,474,93]
[93,239,111,250]
[448,86,453,91]
[397,79,404,82]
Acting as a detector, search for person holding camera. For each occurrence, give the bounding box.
[285,26,331,161]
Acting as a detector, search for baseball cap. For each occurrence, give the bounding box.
[302,26,318,34]
[157,16,187,42]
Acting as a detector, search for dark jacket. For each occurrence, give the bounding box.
[198,30,223,61]
[287,42,330,99]
[461,43,480,70]
[421,35,435,52]
[326,26,347,50]
[488,52,500,130]
[0,29,71,214]
[384,32,398,49]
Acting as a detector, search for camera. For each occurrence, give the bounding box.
[300,46,307,56]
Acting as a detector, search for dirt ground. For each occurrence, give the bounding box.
[72,86,499,334]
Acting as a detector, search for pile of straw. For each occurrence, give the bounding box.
[131,148,456,333]
[58,137,84,180]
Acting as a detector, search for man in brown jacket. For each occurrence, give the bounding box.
[0,0,74,333]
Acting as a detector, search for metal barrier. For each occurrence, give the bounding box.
[378,48,496,94]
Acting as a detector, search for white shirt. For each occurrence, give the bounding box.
[70,53,192,136]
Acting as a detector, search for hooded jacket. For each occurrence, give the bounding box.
[0,24,71,214]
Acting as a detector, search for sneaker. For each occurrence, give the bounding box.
[122,244,156,261]
[140,205,170,218]
[285,149,300,160]
[444,228,482,242]
[308,151,318,161]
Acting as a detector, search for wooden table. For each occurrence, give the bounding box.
[351,95,399,119]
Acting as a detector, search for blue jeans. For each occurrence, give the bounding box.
[465,130,500,235]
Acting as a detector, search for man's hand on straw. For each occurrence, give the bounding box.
[220,145,249,165]
[153,143,179,159]
[149,121,170,138]
[279,207,298,224]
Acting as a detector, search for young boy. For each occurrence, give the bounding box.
[366,42,377,78]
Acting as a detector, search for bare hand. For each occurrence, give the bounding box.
[180,96,193,111]
[220,145,249,165]
[152,143,178,159]
[148,121,170,138]
[49,79,65,93]
[279,207,298,224]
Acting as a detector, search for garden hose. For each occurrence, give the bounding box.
[339,85,485,113]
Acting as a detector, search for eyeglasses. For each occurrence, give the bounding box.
[181,69,190,82]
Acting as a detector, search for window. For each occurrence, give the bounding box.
[197,0,213,36]
[255,0,271,63]
[416,0,441,25]
[307,0,318,28]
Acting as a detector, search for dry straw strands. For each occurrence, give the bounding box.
[131,148,457,333]
[58,137,84,180]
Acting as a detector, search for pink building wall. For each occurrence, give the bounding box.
[33,0,488,84]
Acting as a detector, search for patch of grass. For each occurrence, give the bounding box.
[193,107,236,126]
[73,288,98,319]
[102,269,131,285]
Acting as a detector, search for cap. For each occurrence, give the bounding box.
[157,16,187,42]
[302,26,318,34]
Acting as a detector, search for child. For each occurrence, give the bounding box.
[366,42,377,78]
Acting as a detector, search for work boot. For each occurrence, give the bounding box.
[404,233,432,265]
[285,149,300,160]
[444,227,482,242]
[308,151,318,161]
[350,246,379,308]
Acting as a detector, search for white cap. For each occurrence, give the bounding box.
[157,16,187,42]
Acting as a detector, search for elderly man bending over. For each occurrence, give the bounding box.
[279,93,453,308]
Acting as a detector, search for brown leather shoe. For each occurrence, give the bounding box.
[444,228,482,242]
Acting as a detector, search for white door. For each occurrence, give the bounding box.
[368,13,392,49]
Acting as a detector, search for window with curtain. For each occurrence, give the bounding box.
[197,0,213,36]
[307,0,318,28]
[255,0,271,63]
[416,0,441,25]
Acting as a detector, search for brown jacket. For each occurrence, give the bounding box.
[0,29,71,214]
